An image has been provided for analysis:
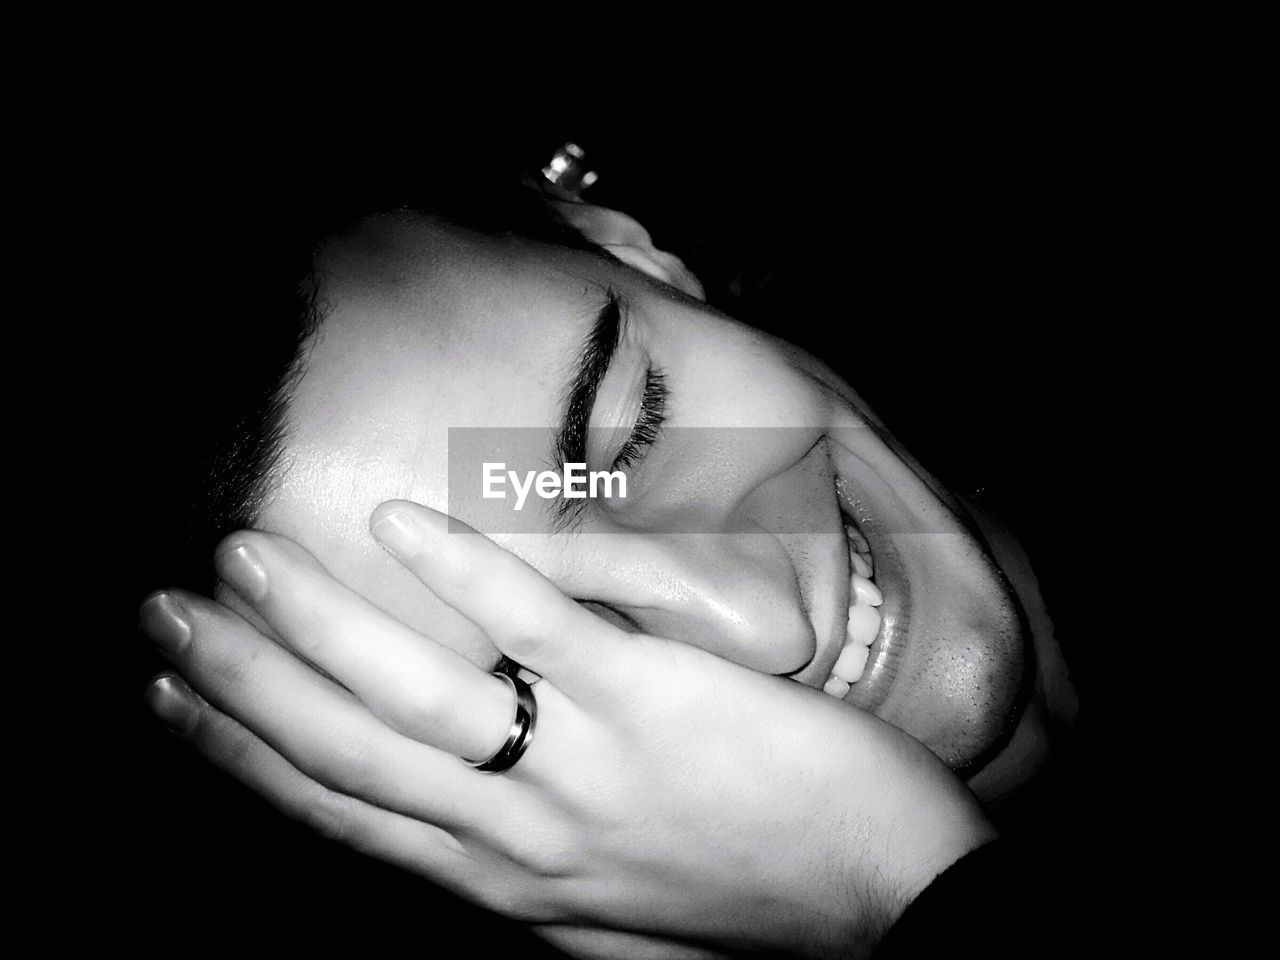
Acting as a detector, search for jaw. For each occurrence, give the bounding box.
[820,423,1034,777]
[958,497,1078,802]
[864,525,1029,775]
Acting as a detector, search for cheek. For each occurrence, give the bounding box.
[661,322,831,429]
[259,456,500,670]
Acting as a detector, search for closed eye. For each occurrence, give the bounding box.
[613,367,667,469]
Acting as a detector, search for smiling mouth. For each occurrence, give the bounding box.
[820,509,886,699]
[817,482,912,717]
[818,431,1034,777]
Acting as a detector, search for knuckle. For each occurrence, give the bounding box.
[490,548,528,582]
[474,878,538,920]
[505,624,547,657]
[500,879,567,923]
[199,717,258,778]
[500,823,580,880]
[495,607,553,659]
[179,603,261,693]
[305,789,355,844]
[282,606,329,658]
[320,729,382,798]
[388,693,446,742]
[207,643,259,695]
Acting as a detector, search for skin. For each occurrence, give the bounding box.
[229,211,1074,799]
[139,206,1079,956]
[143,509,997,959]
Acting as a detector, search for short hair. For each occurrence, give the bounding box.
[188,177,607,584]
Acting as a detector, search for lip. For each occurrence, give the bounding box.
[829,481,909,716]
[821,423,1033,775]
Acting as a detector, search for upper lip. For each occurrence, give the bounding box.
[797,440,885,700]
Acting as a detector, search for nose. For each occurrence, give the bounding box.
[553,442,839,676]
[570,530,818,674]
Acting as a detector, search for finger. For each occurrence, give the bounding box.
[537,926,728,960]
[139,590,504,829]
[369,501,626,695]
[145,673,470,879]
[213,531,513,762]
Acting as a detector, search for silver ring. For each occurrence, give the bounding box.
[468,671,537,773]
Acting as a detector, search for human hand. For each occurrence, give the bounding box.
[140,501,995,959]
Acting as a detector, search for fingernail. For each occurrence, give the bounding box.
[139,592,191,655]
[145,675,198,734]
[216,542,268,602]
[371,511,422,559]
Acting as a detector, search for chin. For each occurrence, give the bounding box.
[801,419,1073,802]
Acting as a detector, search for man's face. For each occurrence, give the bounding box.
[248,212,1075,803]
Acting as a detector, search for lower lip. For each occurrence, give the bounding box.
[833,508,908,717]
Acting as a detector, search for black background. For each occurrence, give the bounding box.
[76,106,1148,954]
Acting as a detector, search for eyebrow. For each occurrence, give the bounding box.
[550,286,626,502]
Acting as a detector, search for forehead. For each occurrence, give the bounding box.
[258,216,608,653]
[292,216,604,484]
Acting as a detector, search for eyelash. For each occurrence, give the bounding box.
[613,368,668,469]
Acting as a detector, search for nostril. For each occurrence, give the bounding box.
[576,599,643,633]
[605,591,817,675]
[680,588,817,676]
[734,607,817,676]
[564,529,820,675]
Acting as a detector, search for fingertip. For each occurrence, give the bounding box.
[144,673,200,734]
[139,586,191,611]
[370,509,425,561]
[156,586,202,612]
[144,670,186,698]
[213,539,269,604]
[370,501,476,536]
[370,503,484,565]
[369,499,416,528]
[213,528,265,561]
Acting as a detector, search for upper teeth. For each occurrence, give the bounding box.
[851,551,873,579]
[846,601,882,645]
[832,639,870,684]
[851,574,882,607]
[824,533,885,695]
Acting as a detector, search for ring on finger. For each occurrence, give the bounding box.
[467,672,536,774]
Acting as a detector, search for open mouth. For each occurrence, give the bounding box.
[817,475,911,717]
[821,506,885,698]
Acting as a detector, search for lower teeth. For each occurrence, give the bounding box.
[823,675,851,698]
[832,641,870,683]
